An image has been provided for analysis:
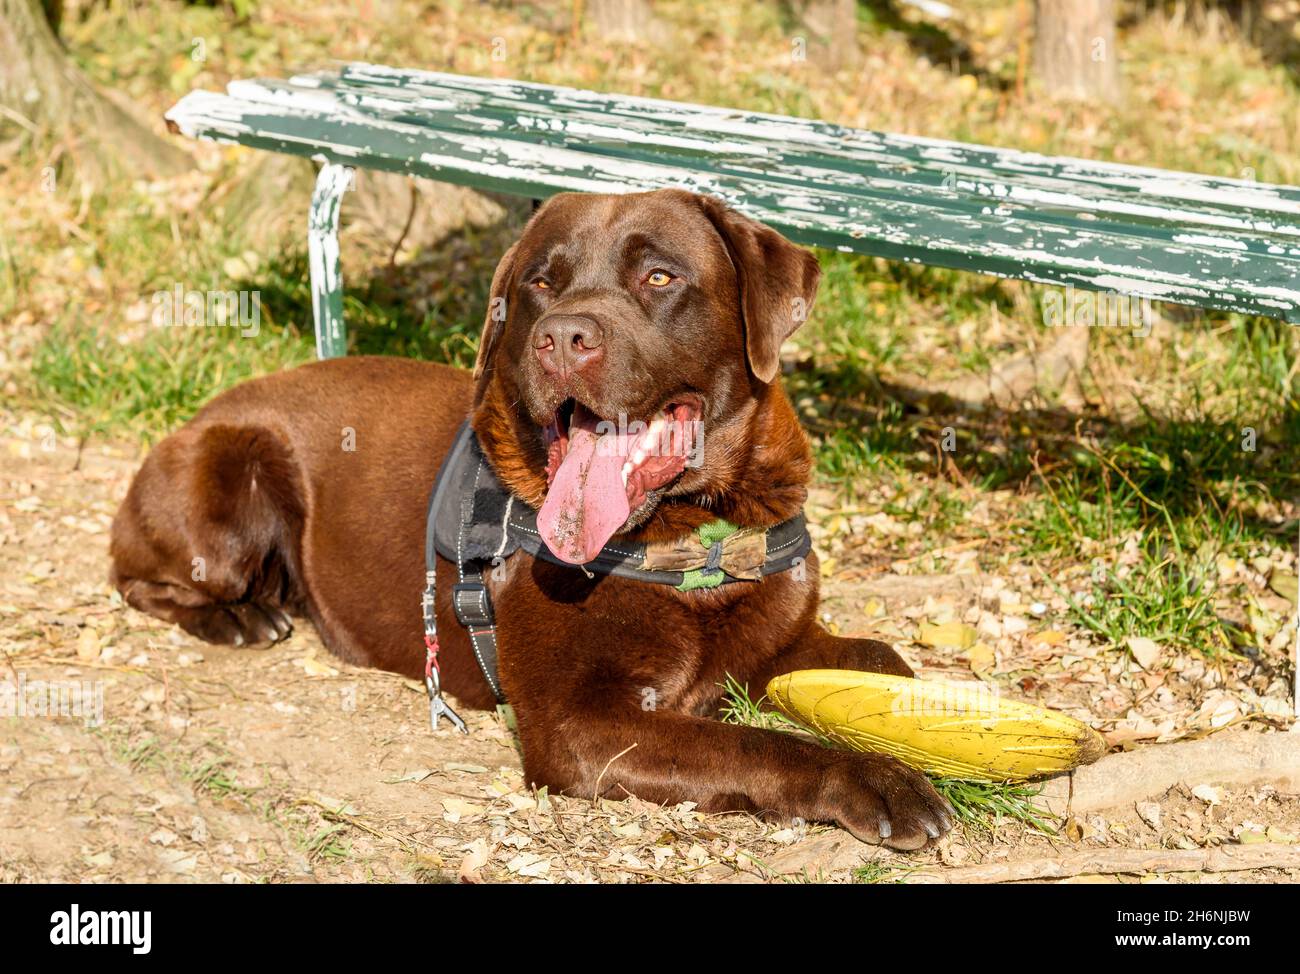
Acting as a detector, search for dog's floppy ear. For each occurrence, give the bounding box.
[698,196,821,384]
[474,242,518,380]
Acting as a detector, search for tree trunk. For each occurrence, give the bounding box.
[792,0,859,73]
[0,0,188,183]
[1032,0,1119,102]
[585,0,653,41]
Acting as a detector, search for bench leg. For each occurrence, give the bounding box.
[307,163,354,359]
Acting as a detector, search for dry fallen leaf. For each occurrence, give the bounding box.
[76,626,101,662]
[1191,784,1222,806]
[1125,636,1161,670]
[1192,694,1240,729]
[458,838,491,883]
[504,852,551,878]
[159,849,198,874]
[965,642,996,674]
[503,793,537,814]
[611,820,643,839]
[313,795,359,815]
[298,656,338,678]
[1001,615,1030,635]
[918,620,978,650]
[1064,816,1095,842]
[441,798,485,823]
[1135,801,1161,830]
[1268,570,1298,604]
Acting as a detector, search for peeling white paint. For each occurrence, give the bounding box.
[161,70,1300,323]
[1173,233,1250,251]
[307,163,353,357]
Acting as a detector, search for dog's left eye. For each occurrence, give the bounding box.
[644,270,675,287]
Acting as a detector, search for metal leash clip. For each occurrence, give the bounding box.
[422,570,468,734]
[425,649,468,734]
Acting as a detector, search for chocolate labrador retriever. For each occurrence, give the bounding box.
[111,188,954,849]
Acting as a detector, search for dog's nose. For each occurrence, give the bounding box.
[534,315,605,380]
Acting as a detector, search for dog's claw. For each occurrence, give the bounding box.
[177,601,292,648]
[830,753,954,850]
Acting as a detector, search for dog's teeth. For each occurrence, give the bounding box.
[631,448,646,465]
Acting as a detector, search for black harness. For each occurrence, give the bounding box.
[420,422,812,729]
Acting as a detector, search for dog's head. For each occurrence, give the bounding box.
[471,189,820,564]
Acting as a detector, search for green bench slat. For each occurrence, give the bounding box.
[279,73,1298,260]
[327,63,1300,220]
[166,74,1300,323]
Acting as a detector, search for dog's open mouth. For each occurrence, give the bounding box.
[537,396,702,564]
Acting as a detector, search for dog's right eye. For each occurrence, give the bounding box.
[531,278,551,290]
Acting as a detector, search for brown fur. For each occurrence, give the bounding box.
[110,190,954,849]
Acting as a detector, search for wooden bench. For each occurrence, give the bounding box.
[165,62,1300,359]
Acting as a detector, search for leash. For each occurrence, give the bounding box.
[419,422,812,732]
[421,569,467,733]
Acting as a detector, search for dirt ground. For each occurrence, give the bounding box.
[2,425,1297,884]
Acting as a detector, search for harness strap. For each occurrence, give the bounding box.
[451,573,503,701]
[423,422,814,710]
[423,428,507,705]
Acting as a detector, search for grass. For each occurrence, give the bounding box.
[89,725,368,871]
[117,734,165,771]
[98,727,264,812]
[851,860,913,884]
[791,261,1300,658]
[1050,535,1230,655]
[32,320,312,441]
[934,779,1056,837]
[187,754,251,801]
[301,823,352,863]
[24,240,501,442]
[718,675,804,734]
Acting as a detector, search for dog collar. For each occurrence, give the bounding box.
[420,421,812,710]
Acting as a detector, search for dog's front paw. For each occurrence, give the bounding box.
[176,602,293,647]
[821,753,955,851]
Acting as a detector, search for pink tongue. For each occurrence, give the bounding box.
[537,410,630,565]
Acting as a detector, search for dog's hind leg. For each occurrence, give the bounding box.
[110,423,307,647]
